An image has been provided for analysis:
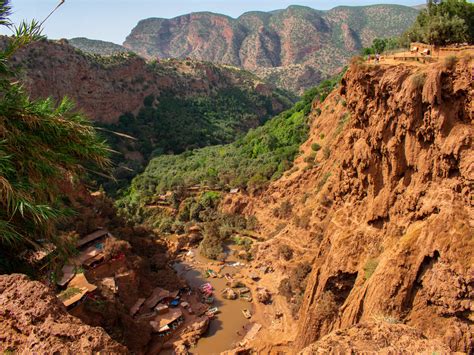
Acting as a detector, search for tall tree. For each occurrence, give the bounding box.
[0,0,109,270]
[405,0,473,45]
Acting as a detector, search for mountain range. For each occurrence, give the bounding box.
[122,5,419,93]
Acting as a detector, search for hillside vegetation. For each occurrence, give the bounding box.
[118,73,343,225]
[8,40,294,193]
[404,0,474,45]
[68,37,129,55]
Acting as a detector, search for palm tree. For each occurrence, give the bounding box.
[0,0,110,270]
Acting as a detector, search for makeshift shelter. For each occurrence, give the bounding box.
[144,288,171,309]
[155,304,169,315]
[130,298,145,317]
[71,243,105,266]
[56,230,111,286]
[57,273,97,308]
[76,229,109,248]
[57,264,76,287]
[150,308,183,333]
[144,288,179,310]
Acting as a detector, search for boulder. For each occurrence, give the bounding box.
[256,288,272,304]
[222,287,238,300]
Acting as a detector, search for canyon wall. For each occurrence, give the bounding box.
[238,57,473,352]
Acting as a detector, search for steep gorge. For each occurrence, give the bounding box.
[4,37,293,191]
[227,57,473,353]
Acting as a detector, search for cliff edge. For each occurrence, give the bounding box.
[232,55,473,353]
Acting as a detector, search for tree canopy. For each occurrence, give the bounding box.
[404,0,474,45]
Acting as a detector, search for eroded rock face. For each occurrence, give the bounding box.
[299,322,450,354]
[0,274,127,353]
[242,59,473,352]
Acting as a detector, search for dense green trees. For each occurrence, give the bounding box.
[362,0,473,54]
[0,1,109,270]
[118,73,344,217]
[98,86,293,194]
[404,0,474,45]
[361,37,402,55]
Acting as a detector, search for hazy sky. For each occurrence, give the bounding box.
[0,0,422,44]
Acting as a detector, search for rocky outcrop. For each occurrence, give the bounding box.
[123,5,419,93]
[299,322,450,354]
[0,274,127,353]
[68,37,129,56]
[176,316,210,348]
[241,58,473,352]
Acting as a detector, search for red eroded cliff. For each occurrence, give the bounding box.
[229,56,473,352]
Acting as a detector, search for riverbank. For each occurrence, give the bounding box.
[173,249,254,354]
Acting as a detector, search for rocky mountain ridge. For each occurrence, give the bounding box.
[68,37,129,56]
[9,38,290,125]
[124,4,419,93]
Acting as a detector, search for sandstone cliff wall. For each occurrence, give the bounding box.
[237,57,473,352]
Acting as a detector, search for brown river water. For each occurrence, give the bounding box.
[173,250,251,354]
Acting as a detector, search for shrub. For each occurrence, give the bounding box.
[294,209,312,229]
[304,156,315,163]
[411,73,427,91]
[311,143,322,151]
[278,244,294,260]
[323,146,331,159]
[246,215,259,230]
[315,291,338,318]
[273,201,293,219]
[335,112,350,136]
[268,223,287,239]
[279,262,313,316]
[200,221,224,260]
[278,278,292,298]
[364,258,379,280]
[317,172,332,193]
[444,55,458,70]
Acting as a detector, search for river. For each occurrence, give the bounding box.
[173,250,251,354]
